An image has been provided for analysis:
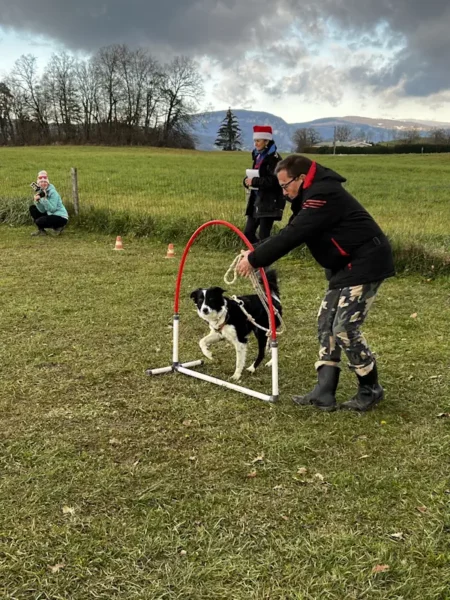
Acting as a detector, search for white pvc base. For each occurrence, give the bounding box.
[146,313,279,403]
[177,365,273,402]
[146,360,202,376]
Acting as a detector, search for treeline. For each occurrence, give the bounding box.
[0,46,204,148]
[293,124,450,153]
[305,144,450,154]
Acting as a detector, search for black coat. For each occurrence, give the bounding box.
[244,143,285,220]
[248,162,395,289]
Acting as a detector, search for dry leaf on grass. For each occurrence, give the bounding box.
[297,467,308,475]
[372,564,390,574]
[109,438,121,446]
[62,505,75,516]
[247,470,257,478]
[416,505,427,514]
[437,413,450,419]
[410,313,418,319]
[389,532,405,541]
[182,419,193,427]
[48,563,65,573]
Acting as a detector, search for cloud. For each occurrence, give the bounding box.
[1,0,450,99]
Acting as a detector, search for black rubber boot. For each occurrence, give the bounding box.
[292,365,340,412]
[340,363,384,412]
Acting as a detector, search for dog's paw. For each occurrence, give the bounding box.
[265,358,273,368]
[247,363,256,374]
[231,371,242,382]
[199,344,213,361]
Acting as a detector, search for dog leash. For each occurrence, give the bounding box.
[224,255,285,336]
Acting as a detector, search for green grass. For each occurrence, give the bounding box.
[1,147,449,273]
[1,226,450,599]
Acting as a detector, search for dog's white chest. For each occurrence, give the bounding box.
[217,324,238,345]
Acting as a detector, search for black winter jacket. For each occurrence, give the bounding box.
[244,142,285,220]
[248,162,395,289]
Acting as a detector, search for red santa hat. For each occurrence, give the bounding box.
[253,125,273,141]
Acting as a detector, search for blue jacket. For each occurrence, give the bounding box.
[35,184,69,220]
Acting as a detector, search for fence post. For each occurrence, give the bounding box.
[71,167,79,215]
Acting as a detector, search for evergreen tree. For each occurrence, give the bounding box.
[215,108,242,151]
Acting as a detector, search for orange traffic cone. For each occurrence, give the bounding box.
[165,243,175,259]
[114,236,124,251]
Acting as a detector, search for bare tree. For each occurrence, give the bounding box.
[10,54,49,139]
[292,127,322,152]
[44,52,81,140]
[75,59,100,141]
[0,82,14,144]
[335,124,353,142]
[430,127,450,144]
[93,45,123,131]
[402,127,421,144]
[159,56,203,145]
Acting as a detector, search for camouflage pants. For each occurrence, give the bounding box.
[315,282,382,376]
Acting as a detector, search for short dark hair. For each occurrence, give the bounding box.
[275,155,313,178]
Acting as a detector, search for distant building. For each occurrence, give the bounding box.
[312,140,373,148]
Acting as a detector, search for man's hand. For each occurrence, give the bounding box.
[244,177,254,187]
[237,250,254,278]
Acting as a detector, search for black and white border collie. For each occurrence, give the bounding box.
[190,270,282,381]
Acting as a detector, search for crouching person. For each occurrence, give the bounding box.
[30,170,68,236]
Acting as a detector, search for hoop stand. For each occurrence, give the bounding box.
[146,220,279,403]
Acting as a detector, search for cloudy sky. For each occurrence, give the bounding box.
[1,0,450,124]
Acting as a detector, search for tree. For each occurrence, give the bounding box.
[44,52,81,140]
[74,59,100,141]
[334,124,353,142]
[159,56,203,146]
[0,82,14,144]
[402,127,421,144]
[10,54,50,139]
[215,108,242,151]
[430,128,450,144]
[292,127,321,152]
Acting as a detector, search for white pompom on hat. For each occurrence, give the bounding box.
[253,125,273,141]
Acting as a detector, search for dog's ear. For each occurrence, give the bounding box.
[190,289,201,302]
[210,286,226,296]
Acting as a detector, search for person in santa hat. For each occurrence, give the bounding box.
[243,125,285,244]
[30,170,69,236]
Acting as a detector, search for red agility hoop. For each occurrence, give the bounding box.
[146,220,280,403]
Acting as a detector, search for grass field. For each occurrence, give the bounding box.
[1,147,449,273]
[1,226,450,599]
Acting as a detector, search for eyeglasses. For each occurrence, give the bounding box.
[280,176,297,190]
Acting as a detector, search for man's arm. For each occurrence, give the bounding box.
[248,196,339,268]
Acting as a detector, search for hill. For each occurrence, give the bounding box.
[192,110,450,151]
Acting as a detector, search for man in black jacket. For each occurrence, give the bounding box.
[237,155,395,412]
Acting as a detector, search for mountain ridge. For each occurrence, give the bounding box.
[192,109,450,151]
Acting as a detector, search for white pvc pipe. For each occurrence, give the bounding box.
[146,359,203,376]
[172,314,179,364]
[177,366,273,402]
[146,365,173,376]
[271,343,279,399]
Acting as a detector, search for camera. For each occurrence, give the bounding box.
[30,182,46,198]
